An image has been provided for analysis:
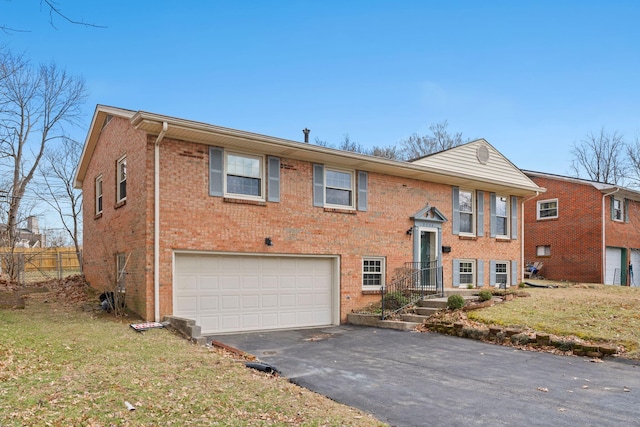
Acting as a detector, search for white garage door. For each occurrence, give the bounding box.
[605,247,622,285]
[174,253,335,334]
[630,249,640,287]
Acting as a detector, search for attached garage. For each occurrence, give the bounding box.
[605,247,623,285]
[630,249,640,287]
[173,253,338,334]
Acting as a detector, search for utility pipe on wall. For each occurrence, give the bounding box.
[154,122,168,322]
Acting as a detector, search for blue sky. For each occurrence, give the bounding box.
[2,1,640,180]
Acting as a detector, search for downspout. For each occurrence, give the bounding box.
[154,122,168,322]
[602,188,620,284]
[521,192,539,281]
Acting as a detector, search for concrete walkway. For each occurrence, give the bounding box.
[209,325,640,427]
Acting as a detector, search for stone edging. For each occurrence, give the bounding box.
[424,321,620,358]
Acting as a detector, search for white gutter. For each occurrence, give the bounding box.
[601,188,620,284]
[154,122,168,322]
[521,192,540,281]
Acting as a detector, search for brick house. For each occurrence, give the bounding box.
[524,171,640,285]
[74,105,543,334]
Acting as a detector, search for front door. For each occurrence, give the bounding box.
[418,228,438,287]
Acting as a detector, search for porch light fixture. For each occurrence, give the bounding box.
[406,227,413,236]
[265,237,273,246]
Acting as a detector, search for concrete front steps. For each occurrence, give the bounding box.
[348,288,483,330]
[402,289,480,323]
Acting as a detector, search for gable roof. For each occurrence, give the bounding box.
[412,139,542,194]
[524,170,640,202]
[75,105,544,197]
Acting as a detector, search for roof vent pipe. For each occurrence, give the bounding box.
[303,128,310,143]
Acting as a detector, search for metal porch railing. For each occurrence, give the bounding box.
[381,260,443,319]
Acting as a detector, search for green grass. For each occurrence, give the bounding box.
[0,293,384,426]
[467,283,640,358]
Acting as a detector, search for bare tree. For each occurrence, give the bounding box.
[370,145,401,160]
[626,135,640,188]
[338,134,366,154]
[1,1,106,34]
[400,120,468,160]
[36,137,82,262]
[313,137,330,147]
[0,49,86,279]
[571,128,627,184]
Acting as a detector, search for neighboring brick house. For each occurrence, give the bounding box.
[0,216,46,248]
[74,105,543,334]
[524,171,640,285]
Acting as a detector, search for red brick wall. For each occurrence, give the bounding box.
[83,124,523,323]
[81,116,151,317]
[525,176,640,283]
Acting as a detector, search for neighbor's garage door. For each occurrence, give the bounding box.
[630,249,640,287]
[605,247,622,285]
[174,254,335,334]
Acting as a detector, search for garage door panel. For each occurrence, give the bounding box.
[221,295,240,310]
[262,276,278,290]
[199,276,219,290]
[261,313,278,327]
[174,254,334,334]
[605,247,622,285]
[221,315,240,330]
[242,276,260,290]
[175,294,198,311]
[199,316,219,332]
[199,296,219,311]
[297,294,313,306]
[176,275,197,291]
[280,294,296,307]
[262,294,278,308]
[221,276,240,290]
[280,276,296,289]
[242,295,259,309]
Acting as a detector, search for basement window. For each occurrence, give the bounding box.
[363,257,385,290]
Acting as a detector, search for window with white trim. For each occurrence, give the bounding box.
[612,197,623,221]
[537,199,558,220]
[458,259,476,287]
[95,175,103,215]
[116,155,126,203]
[325,168,355,208]
[495,195,509,237]
[362,257,385,289]
[459,190,474,234]
[537,245,551,256]
[225,152,264,199]
[495,261,508,286]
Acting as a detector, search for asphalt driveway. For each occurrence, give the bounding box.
[208,325,640,427]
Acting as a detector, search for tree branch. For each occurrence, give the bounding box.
[41,0,107,29]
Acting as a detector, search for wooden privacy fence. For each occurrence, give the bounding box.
[0,248,82,284]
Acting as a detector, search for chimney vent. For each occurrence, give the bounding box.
[302,128,310,143]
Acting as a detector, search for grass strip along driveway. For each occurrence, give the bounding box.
[0,282,383,426]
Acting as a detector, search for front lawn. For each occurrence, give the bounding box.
[467,282,640,358]
[0,279,384,426]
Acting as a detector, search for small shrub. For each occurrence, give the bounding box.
[467,284,474,289]
[384,291,410,310]
[478,290,492,302]
[447,294,465,310]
